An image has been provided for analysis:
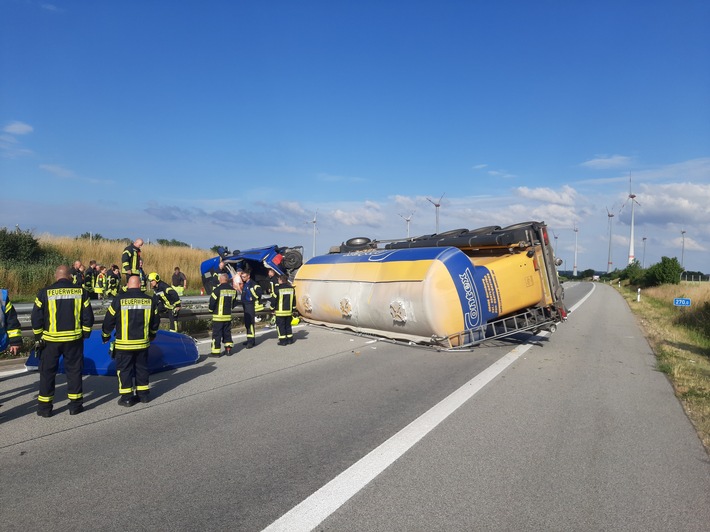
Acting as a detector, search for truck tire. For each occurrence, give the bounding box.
[282,249,303,270]
[345,237,371,248]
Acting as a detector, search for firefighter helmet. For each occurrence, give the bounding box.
[148,272,160,283]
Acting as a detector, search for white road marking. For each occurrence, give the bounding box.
[567,282,595,313]
[264,283,596,532]
[0,367,28,377]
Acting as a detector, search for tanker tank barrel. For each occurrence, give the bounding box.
[295,221,566,349]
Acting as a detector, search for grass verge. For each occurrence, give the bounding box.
[617,282,710,452]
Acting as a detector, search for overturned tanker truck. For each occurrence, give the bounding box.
[293,221,567,349]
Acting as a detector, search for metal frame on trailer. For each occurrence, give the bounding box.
[438,306,557,350]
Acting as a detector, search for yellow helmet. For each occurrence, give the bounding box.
[148,272,160,283]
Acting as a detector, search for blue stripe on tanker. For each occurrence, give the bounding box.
[299,247,501,335]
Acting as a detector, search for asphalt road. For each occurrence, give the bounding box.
[1,282,709,531]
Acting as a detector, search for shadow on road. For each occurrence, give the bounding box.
[0,358,220,423]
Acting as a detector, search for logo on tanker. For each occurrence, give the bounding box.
[458,268,481,328]
[366,250,399,262]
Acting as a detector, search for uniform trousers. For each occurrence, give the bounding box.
[38,339,84,412]
[243,302,256,346]
[115,348,150,398]
[159,309,179,332]
[276,315,293,343]
[211,320,233,354]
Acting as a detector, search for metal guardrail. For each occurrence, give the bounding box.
[12,295,261,336]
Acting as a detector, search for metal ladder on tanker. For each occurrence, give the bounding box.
[441,306,557,350]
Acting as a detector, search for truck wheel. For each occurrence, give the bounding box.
[466,225,502,235]
[435,228,468,238]
[283,249,303,270]
[498,221,536,231]
[346,237,371,247]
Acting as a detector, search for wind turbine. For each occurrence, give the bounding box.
[681,230,686,269]
[426,193,445,234]
[573,224,579,277]
[398,211,415,239]
[552,230,559,257]
[306,211,318,259]
[606,206,615,273]
[619,174,641,265]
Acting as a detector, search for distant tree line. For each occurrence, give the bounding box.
[75,233,191,247]
[156,238,190,247]
[607,256,686,287]
[0,226,63,264]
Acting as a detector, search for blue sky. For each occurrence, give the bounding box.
[1,0,709,274]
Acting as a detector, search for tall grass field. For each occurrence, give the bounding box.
[1,234,213,298]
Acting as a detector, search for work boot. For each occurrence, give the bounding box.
[37,407,53,418]
[69,403,84,415]
[210,351,222,358]
[224,346,232,356]
[245,341,255,349]
[288,338,295,344]
[117,395,138,407]
[137,394,150,404]
[277,340,287,346]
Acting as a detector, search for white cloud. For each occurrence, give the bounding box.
[3,159,709,273]
[580,154,632,169]
[330,202,385,227]
[39,163,115,185]
[39,163,76,178]
[278,201,310,217]
[633,182,710,227]
[675,235,705,252]
[3,121,33,135]
[487,169,516,179]
[632,158,710,183]
[41,3,63,12]
[0,135,32,158]
[515,184,577,206]
[0,122,34,158]
[472,164,488,170]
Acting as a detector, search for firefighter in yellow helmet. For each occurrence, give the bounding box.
[148,272,182,332]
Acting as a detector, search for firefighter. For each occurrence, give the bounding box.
[273,274,295,345]
[148,272,182,332]
[137,258,148,292]
[106,264,121,298]
[1,289,23,356]
[266,268,278,304]
[121,238,143,282]
[94,265,107,300]
[240,268,263,349]
[208,272,238,357]
[84,259,97,299]
[31,265,94,417]
[69,260,84,287]
[102,275,160,406]
[202,260,227,294]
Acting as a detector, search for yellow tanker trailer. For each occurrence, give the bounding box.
[294,221,566,349]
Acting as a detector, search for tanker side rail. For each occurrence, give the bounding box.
[439,306,557,350]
